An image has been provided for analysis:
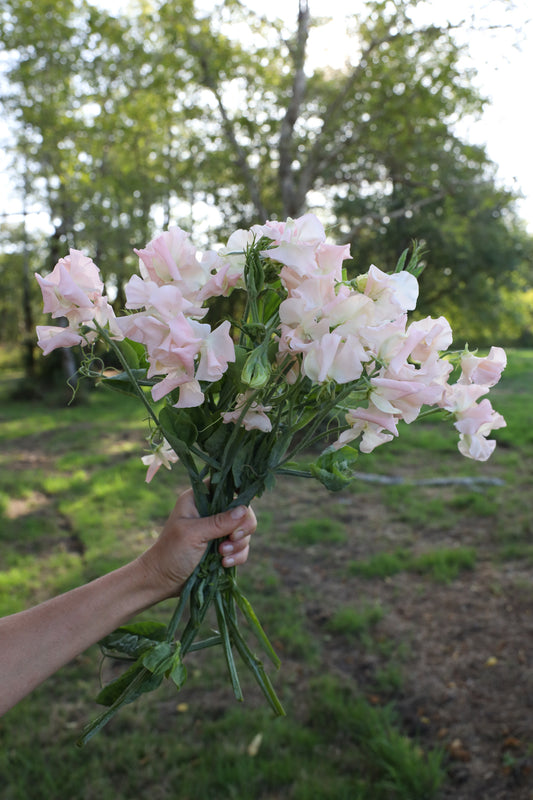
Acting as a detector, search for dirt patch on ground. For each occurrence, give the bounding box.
[249,477,533,800]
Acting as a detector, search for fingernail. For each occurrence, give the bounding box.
[223,556,235,567]
[232,529,245,541]
[230,506,246,520]
[221,541,234,555]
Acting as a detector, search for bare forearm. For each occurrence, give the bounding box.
[0,558,162,715]
[0,495,255,716]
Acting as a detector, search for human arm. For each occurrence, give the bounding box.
[0,490,256,715]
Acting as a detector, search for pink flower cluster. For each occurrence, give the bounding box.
[249,213,506,461]
[35,213,506,472]
[118,227,237,407]
[35,250,122,355]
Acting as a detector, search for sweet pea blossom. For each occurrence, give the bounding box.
[196,229,253,301]
[195,320,236,382]
[141,439,179,483]
[134,227,209,299]
[258,213,351,289]
[35,324,86,356]
[334,405,399,453]
[387,316,453,373]
[302,332,368,384]
[35,251,122,354]
[35,250,104,323]
[458,346,507,388]
[222,391,273,432]
[357,264,419,318]
[124,275,203,319]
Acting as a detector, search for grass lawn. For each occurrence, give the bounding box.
[0,347,532,799]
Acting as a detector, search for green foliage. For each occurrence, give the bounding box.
[287,517,347,545]
[308,676,446,799]
[327,603,385,637]
[1,0,531,348]
[349,546,477,583]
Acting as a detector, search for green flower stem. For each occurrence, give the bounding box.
[275,467,313,479]
[93,323,160,429]
[215,591,243,702]
[226,613,285,717]
[283,384,354,463]
[77,665,152,747]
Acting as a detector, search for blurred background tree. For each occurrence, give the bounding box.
[1,0,531,371]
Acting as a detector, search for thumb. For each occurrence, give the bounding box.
[191,505,249,544]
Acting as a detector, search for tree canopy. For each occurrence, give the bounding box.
[0,0,531,345]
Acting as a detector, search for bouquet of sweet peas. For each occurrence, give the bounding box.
[35,213,506,743]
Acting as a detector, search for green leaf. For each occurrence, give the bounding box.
[267,430,292,469]
[394,247,409,273]
[167,649,187,689]
[159,406,199,476]
[141,641,176,675]
[78,665,162,746]
[159,406,198,447]
[231,445,249,488]
[140,640,187,689]
[117,339,140,369]
[95,660,163,707]
[310,445,359,491]
[100,368,151,398]
[114,620,168,639]
[99,621,168,658]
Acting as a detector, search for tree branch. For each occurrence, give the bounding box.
[278,0,310,217]
[189,40,269,221]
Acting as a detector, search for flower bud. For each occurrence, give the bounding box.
[241,347,271,388]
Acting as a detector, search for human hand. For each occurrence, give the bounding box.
[137,489,257,602]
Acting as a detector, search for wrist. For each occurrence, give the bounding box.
[132,551,184,606]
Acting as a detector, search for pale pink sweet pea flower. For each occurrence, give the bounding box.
[369,354,452,423]
[195,320,236,382]
[36,324,85,356]
[222,391,273,432]
[141,439,179,483]
[36,249,122,354]
[279,275,337,349]
[328,290,378,337]
[334,405,399,453]
[124,275,203,319]
[173,378,205,408]
[36,250,103,312]
[440,383,490,415]
[260,214,327,281]
[458,346,507,388]
[257,213,326,248]
[358,316,408,363]
[358,265,419,318]
[453,398,506,437]
[369,375,441,423]
[440,386,506,461]
[387,316,453,373]
[36,249,106,326]
[196,252,244,301]
[456,402,506,461]
[315,243,352,280]
[302,333,368,384]
[135,227,209,297]
[197,228,253,300]
[123,313,200,379]
[458,434,497,462]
